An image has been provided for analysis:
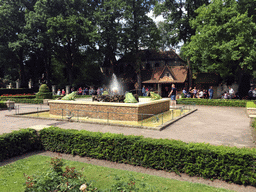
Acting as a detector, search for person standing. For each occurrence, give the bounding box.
[168,84,177,108]
[208,86,214,99]
[228,86,234,99]
[248,87,253,100]
[182,87,187,98]
[142,85,146,96]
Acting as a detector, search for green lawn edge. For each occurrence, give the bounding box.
[0,155,234,192]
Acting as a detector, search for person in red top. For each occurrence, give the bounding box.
[61,89,65,96]
[78,87,82,95]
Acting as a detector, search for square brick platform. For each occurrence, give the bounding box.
[49,99,170,121]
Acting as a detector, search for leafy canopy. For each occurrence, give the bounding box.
[182,0,256,80]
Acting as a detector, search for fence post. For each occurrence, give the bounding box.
[37,107,39,117]
[171,110,173,120]
[62,109,63,119]
[107,112,109,123]
[77,110,79,122]
[162,113,163,125]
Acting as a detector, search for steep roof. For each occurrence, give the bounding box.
[142,66,188,84]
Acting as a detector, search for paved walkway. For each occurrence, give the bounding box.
[0,103,255,148]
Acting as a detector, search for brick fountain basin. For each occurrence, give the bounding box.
[48,98,170,121]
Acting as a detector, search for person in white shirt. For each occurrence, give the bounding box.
[228,87,234,99]
[253,88,256,99]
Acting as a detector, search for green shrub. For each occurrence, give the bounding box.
[36,84,52,99]
[0,95,36,99]
[177,98,247,107]
[0,88,35,96]
[24,157,98,192]
[0,129,42,162]
[0,101,7,108]
[39,127,256,187]
[0,98,43,104]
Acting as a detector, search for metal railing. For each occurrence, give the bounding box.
[13,103,196,128]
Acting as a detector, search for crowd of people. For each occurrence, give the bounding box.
[56,87,105,96]
[181,86,214,99]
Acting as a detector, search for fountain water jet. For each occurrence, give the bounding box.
[109,73,124,95]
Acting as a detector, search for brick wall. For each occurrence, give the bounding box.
[49,99,170,121]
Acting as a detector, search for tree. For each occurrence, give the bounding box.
[154,0,210,88]
[182,0,256,95]
[154,0,209,48]
[121,0,160,89]
[0,0,37,87]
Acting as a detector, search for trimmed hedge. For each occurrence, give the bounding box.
[0,129,42,161]
[40,127,256,187]
[36,84,52,99]
[177,98,247,107]
[2,127,256,187]
[0,95,36,99]
[0,88,35,95]
[0,98,43,104]
[0,101,7,108]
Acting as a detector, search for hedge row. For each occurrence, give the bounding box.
[0,101,7,108]
[0,95,36,99]
[0,98,43,104]
[0,129,42,161]
[39,127,256,187]
[177,98,247,107]
[0,88,35,95]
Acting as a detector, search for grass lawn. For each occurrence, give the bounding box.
[246,101,256,108]
[0,155,234,192]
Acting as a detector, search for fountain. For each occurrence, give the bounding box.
[48,73,170,121]
[110,73,122,95]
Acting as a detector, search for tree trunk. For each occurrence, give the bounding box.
[18,48,26,88]
[187,57,192,89]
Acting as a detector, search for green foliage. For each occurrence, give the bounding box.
[39,127,256,187]
[0,129,42,162]
[0,98,43,104]
[0,89,34,96]
[24,157,98,192]
[177,98,247,107]
[182,0,256,80]
[36,84,52,99]
[252,118,256,129]
[0,101,7,108]
[154,0,210,48]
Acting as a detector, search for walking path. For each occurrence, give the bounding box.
[1,103,256,191]
[1,103,254,148]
